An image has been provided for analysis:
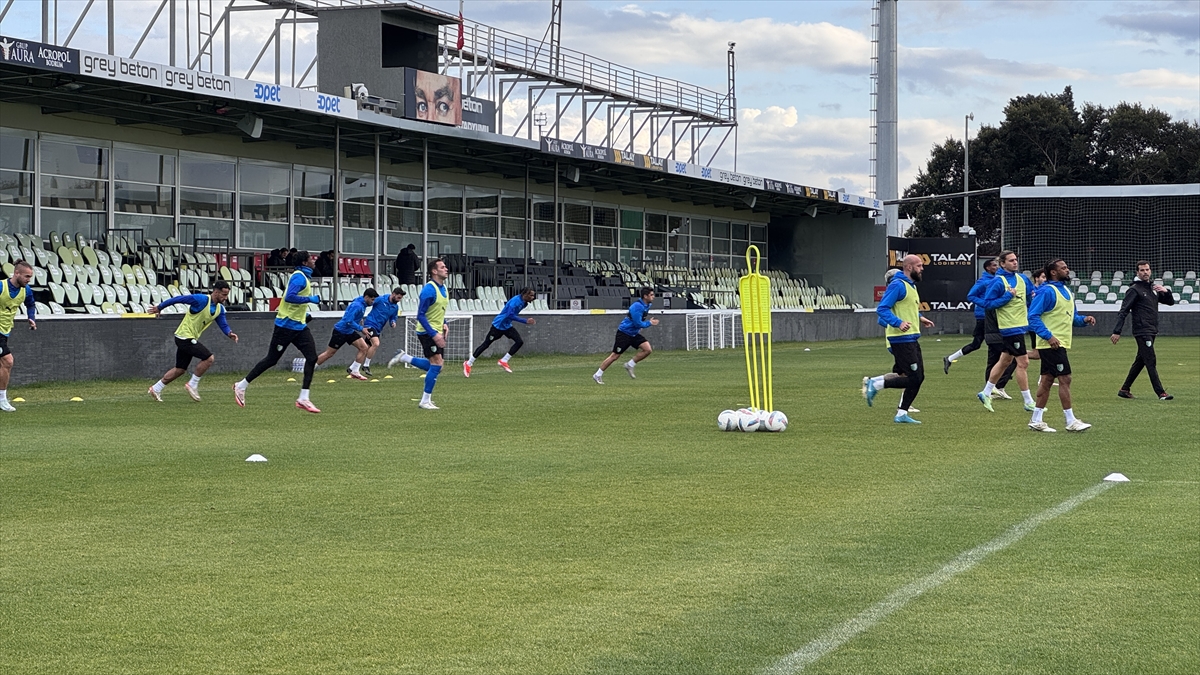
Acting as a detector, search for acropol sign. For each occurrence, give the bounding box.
[0,35,78,73]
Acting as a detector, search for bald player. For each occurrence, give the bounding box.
[863,255,935,424]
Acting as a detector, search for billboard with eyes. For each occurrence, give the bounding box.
[403,68,463,126]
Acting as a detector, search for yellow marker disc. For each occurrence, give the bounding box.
[286,378,296,382]
[327,379,337,383]
[12,397,25,402]
[384,375,394,379]
[69,397,83,402]
[370,379,380,382]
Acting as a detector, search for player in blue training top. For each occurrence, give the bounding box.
[0,260,37,412]
[464,287,537,377]
[975,250,1036,413]
[387,259,450,409]
[296,287,378,381]
[234,250,322,413]
[357,286,406,377]
[147,280,238,402]
[594,286,659,384]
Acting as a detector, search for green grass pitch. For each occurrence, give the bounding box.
[2,336,1197,675]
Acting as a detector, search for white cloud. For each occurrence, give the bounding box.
[1116,68,1200,89]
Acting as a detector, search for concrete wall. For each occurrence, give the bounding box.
[769,211,887,307]
[8,310,1196,386]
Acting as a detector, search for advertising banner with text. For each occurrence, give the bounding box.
[887,236,978,311]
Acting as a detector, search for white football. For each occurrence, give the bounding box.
[717,410,737,431]
[763,410,789,432]
[737,409,762,432]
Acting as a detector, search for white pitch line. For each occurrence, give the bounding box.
[763,481,1118,675]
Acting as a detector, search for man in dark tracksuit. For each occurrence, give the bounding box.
[1112,260,1174,400]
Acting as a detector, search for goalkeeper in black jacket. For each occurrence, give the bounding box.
[1111,261,1174,400]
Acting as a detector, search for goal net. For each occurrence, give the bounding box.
[402,315,474,362]
[686,312,742,350]
[1001,185,1199,277]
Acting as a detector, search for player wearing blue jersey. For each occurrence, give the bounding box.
[299,288,377,381]
[387,259,450,409]
[594,287,659,384]
[147,280,237,401]
[358,287,405,376]
[0,260,37,412]
[234,251,322,413]
[976,250,1037,413]
[464,288,536,377]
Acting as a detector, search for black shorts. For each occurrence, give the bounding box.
[173,336,213,369]
[486,326,522,344]
[0,332,10,358]
[890,340,924,378]
[1026,331,1040,349]
[612,330,648,354]
[363,326,381,341]
[1040,347,1071,377]
[1001,333,1028,357]
[328,328,364,350]
[417,332,442,358]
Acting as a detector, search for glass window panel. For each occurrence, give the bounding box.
[0,170,33,205]
[178,218,233,245]
[41,176,106,210]
[732,222,748,240]
[692,253,712,268]
[114,213,174,240]
[500,196,526,218]
[645,213,667,232]
[500,239,525,259]
[593,227,615,248]
[501,217,525,240]
[712,220,730,238]
[295,198,334,226]
[751,225,767,242]
[593,206,617,228]
[531,200,555,222]
[690,235,710,253]
[620,209,642,230]
[713,256,730,268]
[342,172,376,203]
[645,250,666,263]
[668,233,685,251]
[240,193,288,223]
[342,202,375,229]
[115,182,173,215]
[691,218,711,236]
[465,191,498,215]
[240,162,290,196]
[713,238,730,254]
[593,247,617,263]
[733,240,749,256]
[295,224,334,251]
[532,220,554,242]
[114,149,175,184]
[240,221,288,250]
[430,210,461,235]
[645,232,666,251]
[180,188,233,219]
[294,169,335,199]
[386,177,422,207]
[670,252,688,267]
[620,228,642,250]
[465,236,497,258]
[563,223,589,244]
[41,209,106,239]
[179,155,234,190]
[563,202,590,225]
[341,226,375,255]
[0,134,34,172]
[669,215,685,234]
[387,206,420,232]
[427,183,462,212]
[620,248,637,266]
[466,215,497,238]
[531,241,554,263]
[41,141,107,179]
[387,230,422,256]
[0,204,33,234]
[427,234,461,255]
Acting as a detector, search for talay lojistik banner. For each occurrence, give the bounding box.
[887,237,977,311]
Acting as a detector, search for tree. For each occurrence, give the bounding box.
[901,87,1200,251]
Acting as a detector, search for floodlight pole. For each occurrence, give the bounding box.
[964,112,973,233]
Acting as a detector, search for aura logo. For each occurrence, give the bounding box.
[316,94,341,114]
[253,83,282,103]
[0,38,13,60]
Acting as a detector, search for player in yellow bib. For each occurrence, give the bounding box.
[147,280,238,402]
[975,250,1037,413]
[234,251,323,413]
[388,258,449,409]
[0,260,37,412]
[863,255,935,424]
[1027,258,1096,432]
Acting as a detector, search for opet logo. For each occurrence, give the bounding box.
[316,94,341,114]
[253,83,282,103]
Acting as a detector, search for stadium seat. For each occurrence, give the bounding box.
[1085,292,1097,303]
[1186,271,1196,280]
[1173,292,1181,302]
[1162,271,1174,282]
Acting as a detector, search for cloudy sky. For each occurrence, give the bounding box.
[3,0,1197,196]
